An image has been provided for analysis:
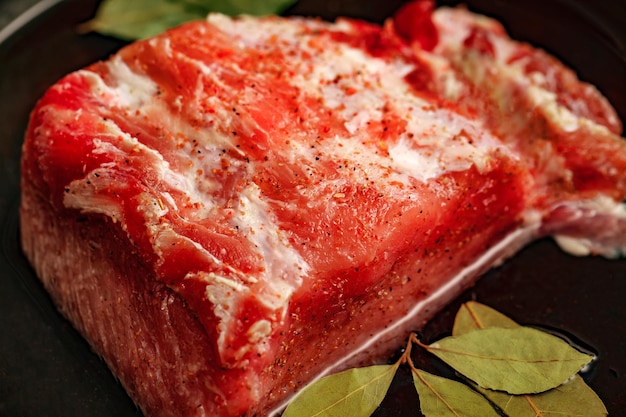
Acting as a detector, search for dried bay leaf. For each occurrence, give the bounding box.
[412,368,499,417]
[423,327,593,394]
[281,364,398,417]
[451,302,607,415]
[82,0,297,40]
[477,375,608,417]
[81,0,206,40]
[452,301,518,335]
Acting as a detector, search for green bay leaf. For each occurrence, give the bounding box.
[81,0,204,40]
[449,302,607,415]
[412,368,499,417]
[281,364,398,417]
[424,327,593,394]
[477,375,608,417]
[452,301,519,335]
[83,0,298,40]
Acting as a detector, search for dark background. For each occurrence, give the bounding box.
[1,1,624,416]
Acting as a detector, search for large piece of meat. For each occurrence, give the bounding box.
[19,2,626,416]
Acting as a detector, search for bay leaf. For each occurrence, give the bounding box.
[452,301,518,335]
[452,302,608,415]
[412,368,500,417]
[424,327,593,394]
[82,0,297,41]
[281,364,398,417]
[477,375,608,417]
[80,0,205,40]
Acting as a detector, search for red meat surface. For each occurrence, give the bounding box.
[20,2,626,416]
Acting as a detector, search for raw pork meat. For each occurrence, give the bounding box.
[20,2,626,416]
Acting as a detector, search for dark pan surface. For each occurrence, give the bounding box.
[0,1,624,416]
